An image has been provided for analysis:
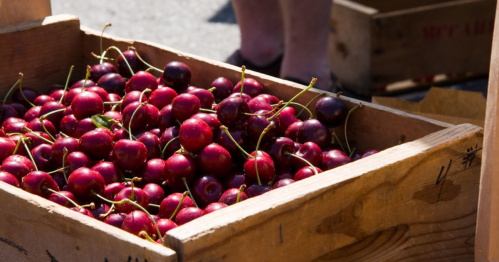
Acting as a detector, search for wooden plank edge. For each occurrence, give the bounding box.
[0,14,79,34]
[334,0,379,15]
[0,183,177,261]
[373,0,492,19]
[165,123,482,258]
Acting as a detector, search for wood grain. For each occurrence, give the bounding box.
[474,0,499,260]
[0,0,51,27]
[166,124,482,262]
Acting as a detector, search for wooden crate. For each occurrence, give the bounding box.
[329,0,496,96]
[0,15,484,261]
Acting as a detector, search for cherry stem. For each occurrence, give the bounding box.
[344,103,362,156]
[331,131,346,153]
[47,167,66,174]
[296,93,326,118]
[62,148,69,183]
[139,231,157,244]
[245,101,283,117]
[285,152,318,176]
[103,101,122,105]
[208,87,216,92]
[349,147,356,158]
[128,102,147,140]
[169,191,189,220]
[199,108,216,113]
[100,203,115,219]
[219,125,252,158]
[240,66,246,97]
[93,193,164,244]
[38,118,56,142]
[18,73,35,107]
[45,187,81,208]
[236,184,247,203]
[57,65,74,104]
[182,177,198,208]
[100,23,112,56]
[149,204,160,208]
[139,89,152,103]
[79,65,92,92]
[21,127,54,145]
[2,73,23,115]
[130,180,136,201]
[268,78,317,121]
[21,138,38,171]
[91,52,115,61]
[59,132,70,138]
[109,120,137,140]
[254,122,275,186]
[41,108,66,119]
[130,46,163,73]
[270,102,312,120]
[161,136,179,158]
[105,46,135,76]
[12,138,22,155]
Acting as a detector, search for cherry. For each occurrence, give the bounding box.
[149,87,177,110]
[70,207,94,218]
[191,113,221,137]
[171,93,200,122]
[13,87,38,107]
[160,126,181,158]
[26,118,56,137]
[21,171,59,198]
[268,137,295,170]
[277,107,299,136]
[156,218,178,235]
[114,187,149,213]
[96,73,126,94]
[87,86,111,105]
[0,171,20,187]
[49,89,65,102]
[24,106,41,122]
[107,93,122,111]
[31,144,52,171]
[294,166,322,181]
[2,117,26,129]
[188,88,215,109]
[314,96,345,127]
[216,126,246,155]
[203,202,228,215]
[90,62,118,82]
[158,105,177,132]
[79,130,114,160]
[248,95,273,113]
[125,71,158,93]
[175,207,203,225]
[48,191,75,207]
[73,118,97,138]
[297,119,331,149]
[71,91,104,120]
[121,91,148,111]
[102,182,126,200]
[91,162,121,185]
[64,152,91,173]
[4,121,27,134]
[219,187,248,205]
[361,149,379,158]
[322,149,351,170]
[159,192,195,219]
[67,167,105,200]
[23,131,51,148]
[104,213,127,228]
[90,203,111,221]
[292,142,323,170]
[137,132,162,159]
[143,183,165,206]
[70,79,96,89]
[179,118,213,153]
[122,210,154,237]
[223,171,246,189]
[112,139,148,172]
[192,175,223,208]
[244,151,275,184]
[285,121,303,142]
[233,78,264,98]
[50,137,79,165]
[246,112,279,145]
[140,158,167,184]
[164,153,197,192]
[216,96,249,127]
[273,178,295,189]
[145,104,159,129]
[9,102,27,118]
[245,184,271,198]
[33,95,55,107]
[228,92,252,103]
[210,77,233,103]
[198,143,232,179]
[62,88,82,106]
[0,137,19,162]
[162,61,192,91]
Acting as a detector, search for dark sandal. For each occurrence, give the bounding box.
[226,50,283,78]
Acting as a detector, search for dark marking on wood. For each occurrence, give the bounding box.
[280,224,283,244]
[46,250,59,262]
[0,236,27,255]
[104,259,109,262]
[127,256,132,262]
[76,245,80,250]
[413,180,461,204]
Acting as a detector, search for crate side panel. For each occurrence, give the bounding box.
[0,15,84,98]
[167,124,482,262]
[370,0,495,87]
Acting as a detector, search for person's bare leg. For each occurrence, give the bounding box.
[279,0,332,90]
[231,0,284,66]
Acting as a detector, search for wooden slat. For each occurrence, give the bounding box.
[0,0,51,27]
[166,124,482,262]
[0,184,177,262]
[0,14,83,98]
[474,0,499,260]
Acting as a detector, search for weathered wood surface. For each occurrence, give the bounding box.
[329,0,495,96]
[0,0,51,27]
[0,183,177,262]
[166,124,482,262]
[0,15,83,98]
[474,0,499,260]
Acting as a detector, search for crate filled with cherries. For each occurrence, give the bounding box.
[0,37,375,245]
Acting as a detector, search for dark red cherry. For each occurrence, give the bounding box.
[90,62,118,82]
[21,171,59,198]
[192,175,223,208]
[203,202,228,215]
[67,167,105,200]
[117,49,141,78]
[122,210,154,237]
[159,192,195,219]
[314,96,346,127]
[140,158,167,184]
[219,188,248,205]
[114,187,149,213]
[171,93,200,122]
[125,71,158,93]
[233,78,264,98]
[216,96,249,127]
[273,178,295,189]
[211,77,233,103]
[112,140,148,172]
[198,143,232,179]
[96,73,126,94]
[322,149,351,170]
[179,118,213,154]
[175,207,203,225]
[164,153,197,192]
[162,61,192,91]
[294,166,322,181]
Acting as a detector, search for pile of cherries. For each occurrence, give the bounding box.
[0,43,378,244]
